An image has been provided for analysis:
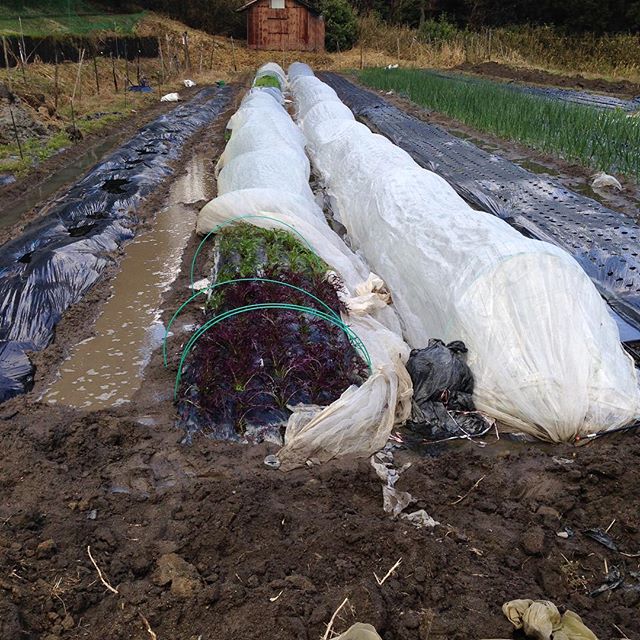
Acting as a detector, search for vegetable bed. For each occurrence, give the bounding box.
[359,68,640,181]
[176,225,368,443]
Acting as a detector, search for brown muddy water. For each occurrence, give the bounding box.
[43,154,209,409]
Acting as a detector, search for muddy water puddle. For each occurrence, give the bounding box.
[43,155,210,409]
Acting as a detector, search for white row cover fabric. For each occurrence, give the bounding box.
[289,62,640,441]
[197,75,412,469]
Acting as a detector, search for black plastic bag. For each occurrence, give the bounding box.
[405,339,489,440]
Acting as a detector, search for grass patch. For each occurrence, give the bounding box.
[359,67,640,181]
[0,103,132,176]
[0,1,144,36]
[0,130,70,174]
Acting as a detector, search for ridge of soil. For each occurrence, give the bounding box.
[455,61,640,98]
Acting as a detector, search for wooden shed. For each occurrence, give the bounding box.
[237,0,325,52]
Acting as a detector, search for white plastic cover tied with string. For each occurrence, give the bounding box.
[197,70,412,470]
[288,62,640,442]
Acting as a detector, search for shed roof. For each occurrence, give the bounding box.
[237,0,322,15]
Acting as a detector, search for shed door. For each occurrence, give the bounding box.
[266,7,288,49]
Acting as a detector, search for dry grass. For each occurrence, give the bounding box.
[355,15,640,84]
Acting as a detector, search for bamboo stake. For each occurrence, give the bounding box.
[17,41,26,83]
[18,16,27,76]
[70,98,77,134]
[208,46,214,71]
[199,49,203,75]
[9,107,23,160]
[71,48,85,104]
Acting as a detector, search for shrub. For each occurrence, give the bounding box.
[320,0,358,52]
[418,15,458,44]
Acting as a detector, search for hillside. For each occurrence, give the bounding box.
[0,1,144,36]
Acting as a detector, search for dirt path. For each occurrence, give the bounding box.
[0,78,639,640]
[455,61,640,98]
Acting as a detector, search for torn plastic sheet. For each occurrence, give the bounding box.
[405,339,491,441]
[0,87,233,403]
[293,65,640,441]
[321,73,640,334]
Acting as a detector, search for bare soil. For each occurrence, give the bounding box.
[456,61,640,98]
[0,78,639,640]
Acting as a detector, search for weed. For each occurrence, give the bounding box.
[0,130,71,174]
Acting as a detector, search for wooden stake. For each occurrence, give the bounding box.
[397,36,401,64]
[199,49,203,75]
[2,36,11,92]
[158,37,165,84]
[165,33,172,76]
[136,47,141,84]
[360,39,364,69]
[230,36,237,72]
[124,42,130,88]
[183,31,191,71]
[110,53,118,92]
[208,46,214,71]
[9,107,23,160]
[54,47,59,111]
[92,50,100,94]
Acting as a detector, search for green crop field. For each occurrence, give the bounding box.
[359,68,640,181]
[0,1,144,36]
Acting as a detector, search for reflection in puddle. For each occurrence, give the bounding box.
[514,158,559,176]
[44,155,209,409]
